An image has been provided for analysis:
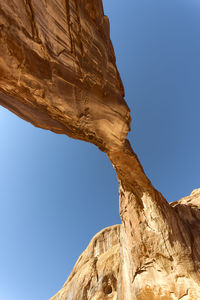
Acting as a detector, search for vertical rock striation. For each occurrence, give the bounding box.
[110,146,200,299]
[0,1,200,299]
[50,225,121,300]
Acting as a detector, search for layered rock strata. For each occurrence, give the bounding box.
[0,1,200,299]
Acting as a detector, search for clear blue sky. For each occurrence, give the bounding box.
[1,1,200,299]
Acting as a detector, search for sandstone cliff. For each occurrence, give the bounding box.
[50,186,200,299]
[0,1,200,299]
[51,225,121,300]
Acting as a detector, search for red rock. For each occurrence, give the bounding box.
[0,1,200,299]
[0,0,130,151]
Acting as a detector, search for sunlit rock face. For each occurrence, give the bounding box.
[50,225,121,300]
[1,1,200,299]
[119,185,200,300]
[50,189,200,300]
[109,144,200,299]
[0,0,130,151]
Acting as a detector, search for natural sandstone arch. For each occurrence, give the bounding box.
[0,1,200,299]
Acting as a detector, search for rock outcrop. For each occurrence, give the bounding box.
[50,225,121,300]
[50,189,200,300]
[0,1,200,299]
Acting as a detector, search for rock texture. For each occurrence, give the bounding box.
[50,189,200,300]
[0,0,130,151]
[109,146,200,299]
[50,225,121,300]
[0,1,200,299]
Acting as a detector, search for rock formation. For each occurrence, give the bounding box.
[0,1,200,299]
[0,0,130,151]
[51,225,121,300]
[50,186,200,299]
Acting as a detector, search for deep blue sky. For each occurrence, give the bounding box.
[1,1,200,299]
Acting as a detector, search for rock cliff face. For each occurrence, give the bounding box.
[50,189,200,300]
[0,1,200,299]
[51,225,121,300]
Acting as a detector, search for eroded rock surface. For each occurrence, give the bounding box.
[0,1,200,299]
[0,0,130,151]
[50,225,121,300]
[51,190,200,300]
[109,145,200,299]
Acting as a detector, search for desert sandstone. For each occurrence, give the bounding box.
[0,1,200,299]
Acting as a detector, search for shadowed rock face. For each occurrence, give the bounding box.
[0,1,200,299]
